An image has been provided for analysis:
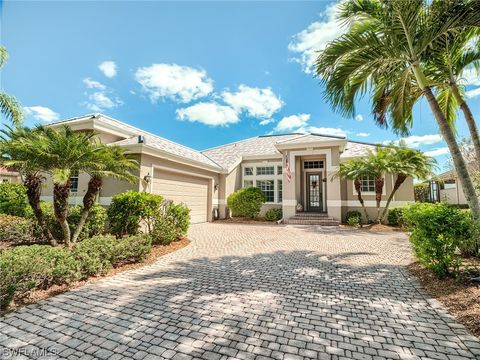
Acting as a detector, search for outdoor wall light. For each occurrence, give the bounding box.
[143,173,152,184]
[214,183,219,191]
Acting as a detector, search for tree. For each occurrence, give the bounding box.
[335,159,371,223]
[315,0,480,219]
[0,47,24,126]
[380,143,436,222]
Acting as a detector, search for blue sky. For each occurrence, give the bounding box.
[2,0,480,170]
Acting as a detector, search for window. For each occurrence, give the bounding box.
[244,180,253,188]
[360,175,375,193]
[277,166,282,175]
[303,161,324,169]
[244,167,253,176]
[257,180,274,202]
[70,171,79,193]
[443,180,456,190]
[256,166,275,175]
[2,179,9,183]
[277,180,283,203]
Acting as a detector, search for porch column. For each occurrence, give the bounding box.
[326,150,342,220]
[282,152,296,218]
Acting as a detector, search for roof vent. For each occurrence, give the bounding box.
[138,135,145,144]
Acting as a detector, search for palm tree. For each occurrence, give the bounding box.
[380,143,436,222]
[0,47,24,126]
[335,159,371,223]
[71,146,138,244]
[0,126,56,245]
[315,0,480,220]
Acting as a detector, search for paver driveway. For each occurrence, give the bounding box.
[1,223,480,360]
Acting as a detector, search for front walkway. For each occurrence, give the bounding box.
[1,224,479,359]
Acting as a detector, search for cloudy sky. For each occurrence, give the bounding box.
[2,1,480,170]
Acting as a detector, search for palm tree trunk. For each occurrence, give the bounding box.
[354,178,370,223]
[24,174,56,246]
[451,83,480,163]
[71,175,102,244]
[53,182,71,247]
[423,86,480,220]
[381,174,407,222]
[374,176,385,223]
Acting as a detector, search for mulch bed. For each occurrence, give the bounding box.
[340,223,403,231]
[408,260,480,338]
[2,238,191,314]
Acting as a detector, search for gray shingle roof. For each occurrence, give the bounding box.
[341,141,376,159]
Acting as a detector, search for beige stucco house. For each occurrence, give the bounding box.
[0,167,21,183]
[41,114,415,224]
[436,169,468,206]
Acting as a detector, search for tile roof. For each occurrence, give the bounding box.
[340,141,377,159]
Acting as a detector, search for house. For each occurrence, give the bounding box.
[436,169,468,206]
[41,113,415,224]
[0,167,21,183]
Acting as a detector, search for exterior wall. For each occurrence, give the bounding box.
[439,179,467,205]
[0,174,21,183]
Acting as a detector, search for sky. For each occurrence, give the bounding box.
[2,0,480,171]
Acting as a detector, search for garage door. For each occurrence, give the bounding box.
[152,169,209,223]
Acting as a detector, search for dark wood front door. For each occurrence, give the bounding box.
[306,173,323,212]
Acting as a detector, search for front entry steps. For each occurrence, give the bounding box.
[285,212,340,226]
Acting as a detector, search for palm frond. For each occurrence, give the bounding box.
[0,93,24,126]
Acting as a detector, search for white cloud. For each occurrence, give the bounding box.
[387,134,443,148]
[304,126,347,137]
[356,132,370,137]
[98,61,117,78]
[288,2,346,73]
[24,106,60,122]
[355,114,364,122]
[466,87,480,99]
[274,113,311,131]
[83,78,106,90]
[460,68,480,86]
[221,85,283,119]
[135,63,214,103]
[86,92,123,112]
[425,147,450,157]
[176,102,239,126]
[259,119,274,126]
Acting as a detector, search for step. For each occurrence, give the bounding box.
[294,212,329,217]
[284,218,340,226]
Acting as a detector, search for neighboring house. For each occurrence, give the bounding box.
[436,169,468,205]
[0,167,21,183]
[41,114,414,224]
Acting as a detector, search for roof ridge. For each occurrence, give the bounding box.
[202,133,301,152]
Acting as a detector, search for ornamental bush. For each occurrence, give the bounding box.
[107,191,163,237]
[402,203,475,276]
[0,245,78,307]
[387,207,404,227]
[0,214,35,243]
[346,210,362,226]
[227,187,265,218]
[265,208,282,221]
[150,200,190,245]
[0,182,29,217]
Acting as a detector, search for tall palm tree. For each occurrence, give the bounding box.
[335,159,371,223]
[315,0,480,220]
[71,146,138,244]
[0,47,24,126]
[0,126,56,245]
[380,143,436,222]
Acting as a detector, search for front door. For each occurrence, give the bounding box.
[306,173,323,212]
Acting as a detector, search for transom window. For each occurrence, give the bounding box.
[257,180,275,202]
[360,175,375,193]
[244,167,253,176]
[303,161,324,169]
[243,180,253,188]
[70,171,79,193]
[256,166,275,176]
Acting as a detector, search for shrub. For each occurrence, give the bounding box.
[346,210,362,227]
[0,183,29,217]
[227,187,265,218]
[68,204,107,240]
[387,207,404,227]
[0,214,35,243]
[265,208,282,221]
[72,235,118,276]
[107,191,163,237]
[414,182,430,203]
[402,203,475,276]
[150,200,190,245]
[114,235,152,264]
[0,245,78,307]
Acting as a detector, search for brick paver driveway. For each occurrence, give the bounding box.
[2,223,480,360]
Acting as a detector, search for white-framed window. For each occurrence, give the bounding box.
[256,166,275,175]
[360,174,375,193]
[244,180,253,188]
[257,180,275,202]
[70,171,79,193]
[277,166,282,175]
[278,180,283,203]
[244,167,253,176]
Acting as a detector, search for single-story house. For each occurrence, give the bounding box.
[436,169,468,206]
[0,167,21,183]
[40,113,414,224]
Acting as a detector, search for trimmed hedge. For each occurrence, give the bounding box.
[265,208,282,221]
[402,203,476,276]
[387,207,404,227]
[0,183,29,217]
[150,200,190,245]
[227,187,265,218]
[0,214,35,243]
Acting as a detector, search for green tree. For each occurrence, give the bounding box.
[0,47,24,125]
[315,0,480,219]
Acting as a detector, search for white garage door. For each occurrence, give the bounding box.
[152,169,209,223]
